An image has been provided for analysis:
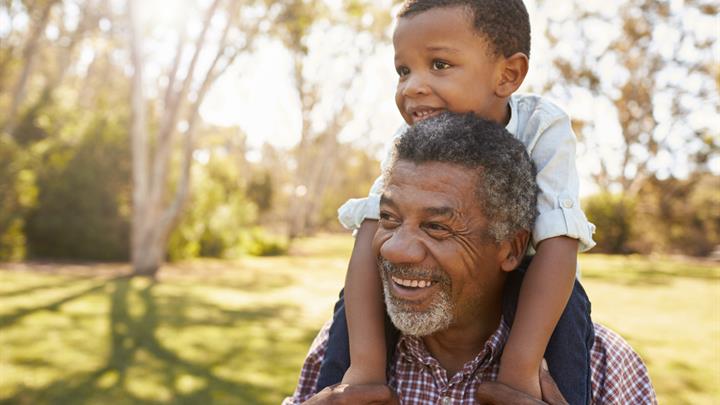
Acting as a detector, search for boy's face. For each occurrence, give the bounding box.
[393,6,506,125]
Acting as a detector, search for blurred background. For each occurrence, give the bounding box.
[0,0,718,403]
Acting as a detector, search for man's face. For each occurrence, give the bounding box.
[393,6,503,126]
[374,160,508,336]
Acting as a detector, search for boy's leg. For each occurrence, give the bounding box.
[316,289,401,391]
[316,290,351,391]
[502,258,595,405]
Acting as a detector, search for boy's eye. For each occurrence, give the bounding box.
[396,65,410,77]
[432,60,450,70]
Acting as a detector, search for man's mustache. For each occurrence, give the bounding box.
[378,257,450,285]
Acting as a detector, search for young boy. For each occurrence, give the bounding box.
[317,1,596,403]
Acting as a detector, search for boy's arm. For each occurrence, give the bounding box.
[497,237,577,398]
[337,126,407,384]
[342,219,388,384]
[497,108,591,397]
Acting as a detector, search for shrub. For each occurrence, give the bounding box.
[583,192,636,254]
[243,227,288,256]
[25,119,130,261]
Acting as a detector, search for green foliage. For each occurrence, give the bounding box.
[243,227,288,256]
[584,174,720,256]
[11,90,55,145]
[633,174,720,256]
[247,170,274,215]
[24,118,131,261]
[0,137,37,260]
[583,192,636,254]
[168,156,259,261]
[316,145,379,230]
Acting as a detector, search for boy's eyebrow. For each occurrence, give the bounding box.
[425,45,460,53]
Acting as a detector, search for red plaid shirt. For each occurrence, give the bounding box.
[283,320,657,404]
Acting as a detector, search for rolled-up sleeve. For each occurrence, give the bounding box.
[337,175,384,230]
[337,125,407,231]
[531,115,596,252]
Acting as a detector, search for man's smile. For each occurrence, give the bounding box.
[381,259,448,307]
[389,274,441,303]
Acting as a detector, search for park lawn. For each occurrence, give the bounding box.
[0,234,718,404]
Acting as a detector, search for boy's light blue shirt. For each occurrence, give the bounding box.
[338,93,596,253]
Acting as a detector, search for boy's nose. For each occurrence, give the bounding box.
[379,226,427,265]
[402,74,431,97]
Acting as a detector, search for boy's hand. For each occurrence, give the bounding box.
[495,364,542,400]
[476,361,568,405]
[341,364,386,385]
[302,383,399,405]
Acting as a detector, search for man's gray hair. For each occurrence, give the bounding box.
[389,112,538,241]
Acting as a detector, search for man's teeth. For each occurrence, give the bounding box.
[391,275,433,288]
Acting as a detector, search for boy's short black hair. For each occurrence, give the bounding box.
[399,0,531,58]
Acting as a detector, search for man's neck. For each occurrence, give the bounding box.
[421,303,503,377]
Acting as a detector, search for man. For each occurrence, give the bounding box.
[284,113,656,404]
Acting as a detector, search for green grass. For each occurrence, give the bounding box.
[0,235,718,404]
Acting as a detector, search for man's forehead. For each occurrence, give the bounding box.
[388,160,478,185]
[383,160,479,210]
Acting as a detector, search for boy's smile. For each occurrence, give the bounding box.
[393,6,509,125]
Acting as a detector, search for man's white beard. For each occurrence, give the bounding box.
[379,258,454,337]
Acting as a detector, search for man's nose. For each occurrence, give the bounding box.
[402,73,431,97]
[379,227,427,265]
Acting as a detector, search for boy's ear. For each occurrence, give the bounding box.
[495,52,529,98]
[497,230,530,272]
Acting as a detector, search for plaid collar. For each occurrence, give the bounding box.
[395,319,509,381]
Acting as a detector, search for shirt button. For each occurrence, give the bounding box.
[441,397,452,405]
[561,198,574,209]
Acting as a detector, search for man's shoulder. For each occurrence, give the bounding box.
[282,320,333,405]
[593,323,641,358]
[590,323,657,404]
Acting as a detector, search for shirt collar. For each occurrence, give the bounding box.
[396,318,510,377]
[505,95,519,136]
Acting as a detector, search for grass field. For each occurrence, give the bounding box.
[1,234,718,404]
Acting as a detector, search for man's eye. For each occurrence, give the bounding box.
[379,212,400,227]
[432,60,450,70]
[424,222,450,236]
[396,66,410,76]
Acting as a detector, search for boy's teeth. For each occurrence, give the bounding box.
[391,275,433,288]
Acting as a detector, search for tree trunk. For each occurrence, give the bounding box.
[127,0,254,276]
[3,0,59,136]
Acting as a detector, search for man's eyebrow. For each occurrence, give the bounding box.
[379,194,396,208]
[380,195,455,218]
[423,206,455,217]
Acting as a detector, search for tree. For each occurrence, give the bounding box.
[128,0,261,276]
[536,0,719,196]
[270,0,391,239]
[25,117,131,260]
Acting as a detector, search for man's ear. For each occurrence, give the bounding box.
[495,52,529,98]
[497,230,530,272]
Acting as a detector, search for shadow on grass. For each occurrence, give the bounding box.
[1,276,318,405]
[0,275,98,298]
[0,280,111,328]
